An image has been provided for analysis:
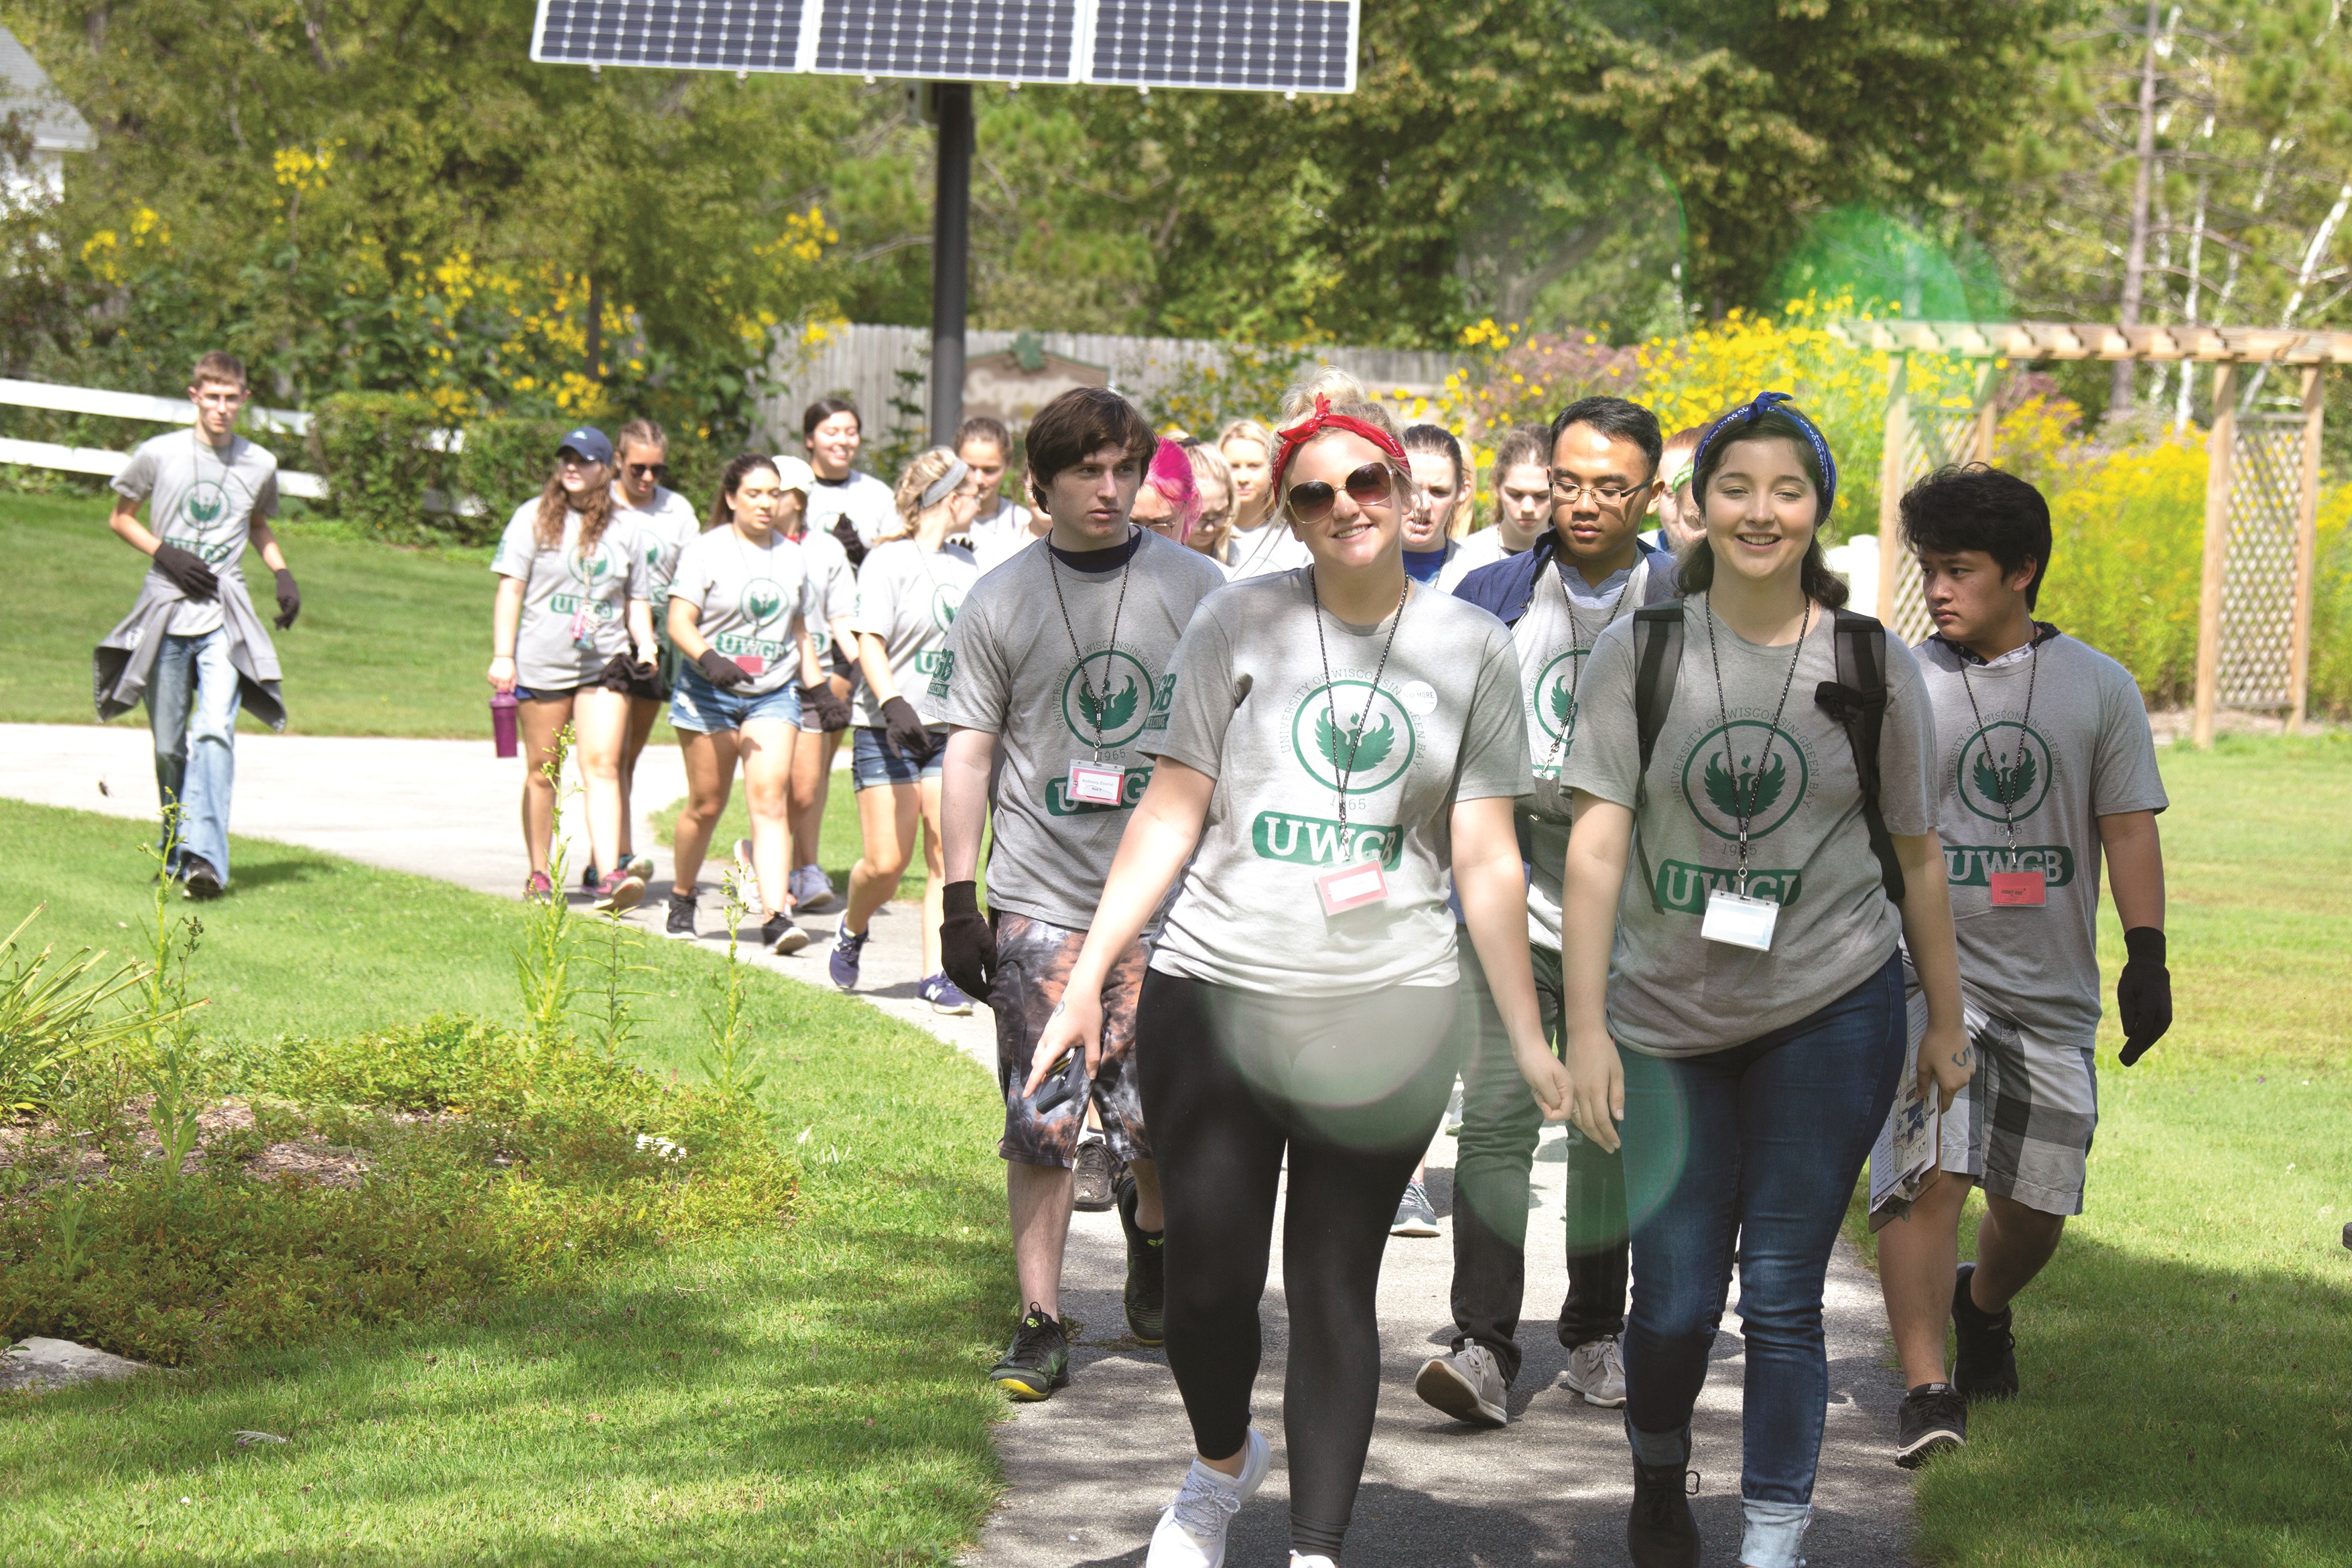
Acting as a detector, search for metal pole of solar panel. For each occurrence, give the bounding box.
[929,82,973,448]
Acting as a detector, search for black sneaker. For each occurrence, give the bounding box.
[1626,1459,1701,1568]
[1952,1263,2019,1400]
[989,1305,1070,1402]
[1071,1138,1116,1212]
[665,891,698,939]
[1116,1172,1165,1346]
[581,861,600,893]
[181,856,223,900]
[760,911,811,956]
[1896,1381,1968,1468]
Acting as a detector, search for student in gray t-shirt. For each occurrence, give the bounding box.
[1016,399,1553,1567]
[799,397,898,564]
[96,351,299,897]
[608,419,703,889]
[486,426,657,913]
[932,388,1224,1403]
[1547,395,1969,1568]
[1871,465,2172,1467]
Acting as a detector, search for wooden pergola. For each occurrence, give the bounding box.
[1829,319,2352,744]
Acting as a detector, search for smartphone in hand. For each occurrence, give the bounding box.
[1031,1049,1085,1116]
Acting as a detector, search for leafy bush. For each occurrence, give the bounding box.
[0,1015,795,1366]
[310,391,452,543]
[451,413,568,543]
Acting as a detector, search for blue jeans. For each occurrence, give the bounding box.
[850,724,944,788]
[147,629,241,884]
[668,666,803,733]
[1618,952,1906,1568]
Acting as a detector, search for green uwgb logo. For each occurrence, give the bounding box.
[1655,858,1803,914]
[1945,844,2075,888]
[1250,811,1404,869]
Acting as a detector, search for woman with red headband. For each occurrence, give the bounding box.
[1029,381,1549,1568]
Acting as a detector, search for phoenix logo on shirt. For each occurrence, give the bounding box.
[1956,721,2053,822]
[182,480,230,529]
[742,579,787,626]
[1291,681,1418,795]
[566,545,617,588]
[930,584,964,631]
[1530,649,1591,742]
[1060,650,1153,748]
[1679,720,1810,840]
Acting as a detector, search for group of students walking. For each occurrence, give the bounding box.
[96,350,2176,1568]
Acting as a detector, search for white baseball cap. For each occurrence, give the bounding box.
[772,454,817,495]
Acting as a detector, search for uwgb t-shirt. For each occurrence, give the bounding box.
[491,503,650,692]
[931,529,1228,931]
[1145,570,1530,997]
[668,528,821,698]
[1563,601,1937,1058]
[848,537,978,728]
[113,429,281,637]
[1914,630,2168,1047]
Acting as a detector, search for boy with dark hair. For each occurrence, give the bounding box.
[933,385,1226,1402]
[94,350,299,897]
[1878,462,2172,1468]
[1421,394,1677,1425]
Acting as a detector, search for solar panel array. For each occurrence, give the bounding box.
[532,0,1357,91]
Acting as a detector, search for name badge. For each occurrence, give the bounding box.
[569,605,598,650]
[734,654,767,676]
[1987,869,2047,907]
[1316,858,1390,916]
[1701,888,1780,951]
[1066,761,1125,806]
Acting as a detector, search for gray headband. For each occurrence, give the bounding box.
[921,457,970,511]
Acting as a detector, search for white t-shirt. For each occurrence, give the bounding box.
[966,503,1045,577]
[490,504,650,693]
[614,485,701,633]
[1438,526,1530,592]
[113,429,281,636]
[1225,519,1314,580]
[668,528,820,697]
[849,537,979,727]
[803,470,897,552]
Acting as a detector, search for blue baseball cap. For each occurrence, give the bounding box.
[557,426,614,466]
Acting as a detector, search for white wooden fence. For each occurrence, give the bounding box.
[0,377,329,497]
[757,325,1460,446]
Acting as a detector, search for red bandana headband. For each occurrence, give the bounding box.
[1270,393,1410,497]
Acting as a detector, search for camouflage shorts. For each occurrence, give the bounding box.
[992,911,1151,1170]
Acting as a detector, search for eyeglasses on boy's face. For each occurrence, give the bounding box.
[1287,462,1396,525]
[1549,474,1642,507]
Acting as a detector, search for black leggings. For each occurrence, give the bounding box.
[1136,969,1459,1559]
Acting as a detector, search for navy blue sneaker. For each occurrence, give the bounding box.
[829,924,870,990]
[919,971,974,1015]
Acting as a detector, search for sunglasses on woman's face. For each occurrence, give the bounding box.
[626,462,667,481]
[1287,462,1395,525]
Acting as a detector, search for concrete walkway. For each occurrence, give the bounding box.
[0,721,1915,1567]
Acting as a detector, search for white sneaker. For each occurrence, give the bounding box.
[1291,1557,1338,1567]
[1563,1334,1628,1407]
[1413,1343,1508,1427]
[1443,1075,1465,1136]
[1146,1429,1271,1567]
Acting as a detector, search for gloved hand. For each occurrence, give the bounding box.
[879,695,933,759]
[2117,926,2172,1066]
[271,567,301,629]
[831,513,867,568]
[695,647,753,689]
[800,681,851,732]
[151,543,218,601]
[940,880,995,1001]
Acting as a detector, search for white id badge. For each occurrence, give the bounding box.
[1065,761,1126,806]
[1316,858,1390,916]
[1701,888,1780,952]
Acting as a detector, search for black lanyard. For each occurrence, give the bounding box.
[1539,559,1633,779]
[1955,633,2042,855]
[1701,592,1813,895]
[1309,575,1410,840]
[1045,534,1136,763]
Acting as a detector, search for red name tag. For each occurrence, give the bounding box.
[1987,870,2046,907]
[1066,761,1124,805]
[1316,859,1389,915]
[733,655,766,675]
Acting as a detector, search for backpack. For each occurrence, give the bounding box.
[1630,601,1905,913]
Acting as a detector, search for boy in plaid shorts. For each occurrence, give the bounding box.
[1876,466,2174,1467]
[933,388,1228,1402]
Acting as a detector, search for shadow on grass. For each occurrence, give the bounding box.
[1910,1233,2350,1567]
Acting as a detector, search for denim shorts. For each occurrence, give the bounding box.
[850,724,945,787]
[669,667,803,734]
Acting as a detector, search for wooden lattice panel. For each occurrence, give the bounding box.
[2217,417,2306,709]
[1881,405,1979,646]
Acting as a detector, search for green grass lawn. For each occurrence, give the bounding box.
[1879,733,2352,1567]
[0,799,1012,1563]
[1,491,616,742]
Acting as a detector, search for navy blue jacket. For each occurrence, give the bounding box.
[1450,529,1682,625]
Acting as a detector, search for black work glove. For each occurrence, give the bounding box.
[2117,926,2172,1066]
[695,647,753,689]
[799,681,851,732]
[879,695,933,759]
[271,566,300,629]
[151,543,218,601]
[831,513,868,569]
[939,880,995,1001]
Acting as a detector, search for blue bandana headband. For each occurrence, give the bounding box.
[1690,390,1837,521]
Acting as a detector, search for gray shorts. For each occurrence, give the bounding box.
[1907,981,2099,1217]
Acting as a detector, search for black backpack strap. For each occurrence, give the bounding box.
[1630,601,1685,913]
[1815,609,1906,903]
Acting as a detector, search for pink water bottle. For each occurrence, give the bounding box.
[491,690,519,758]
